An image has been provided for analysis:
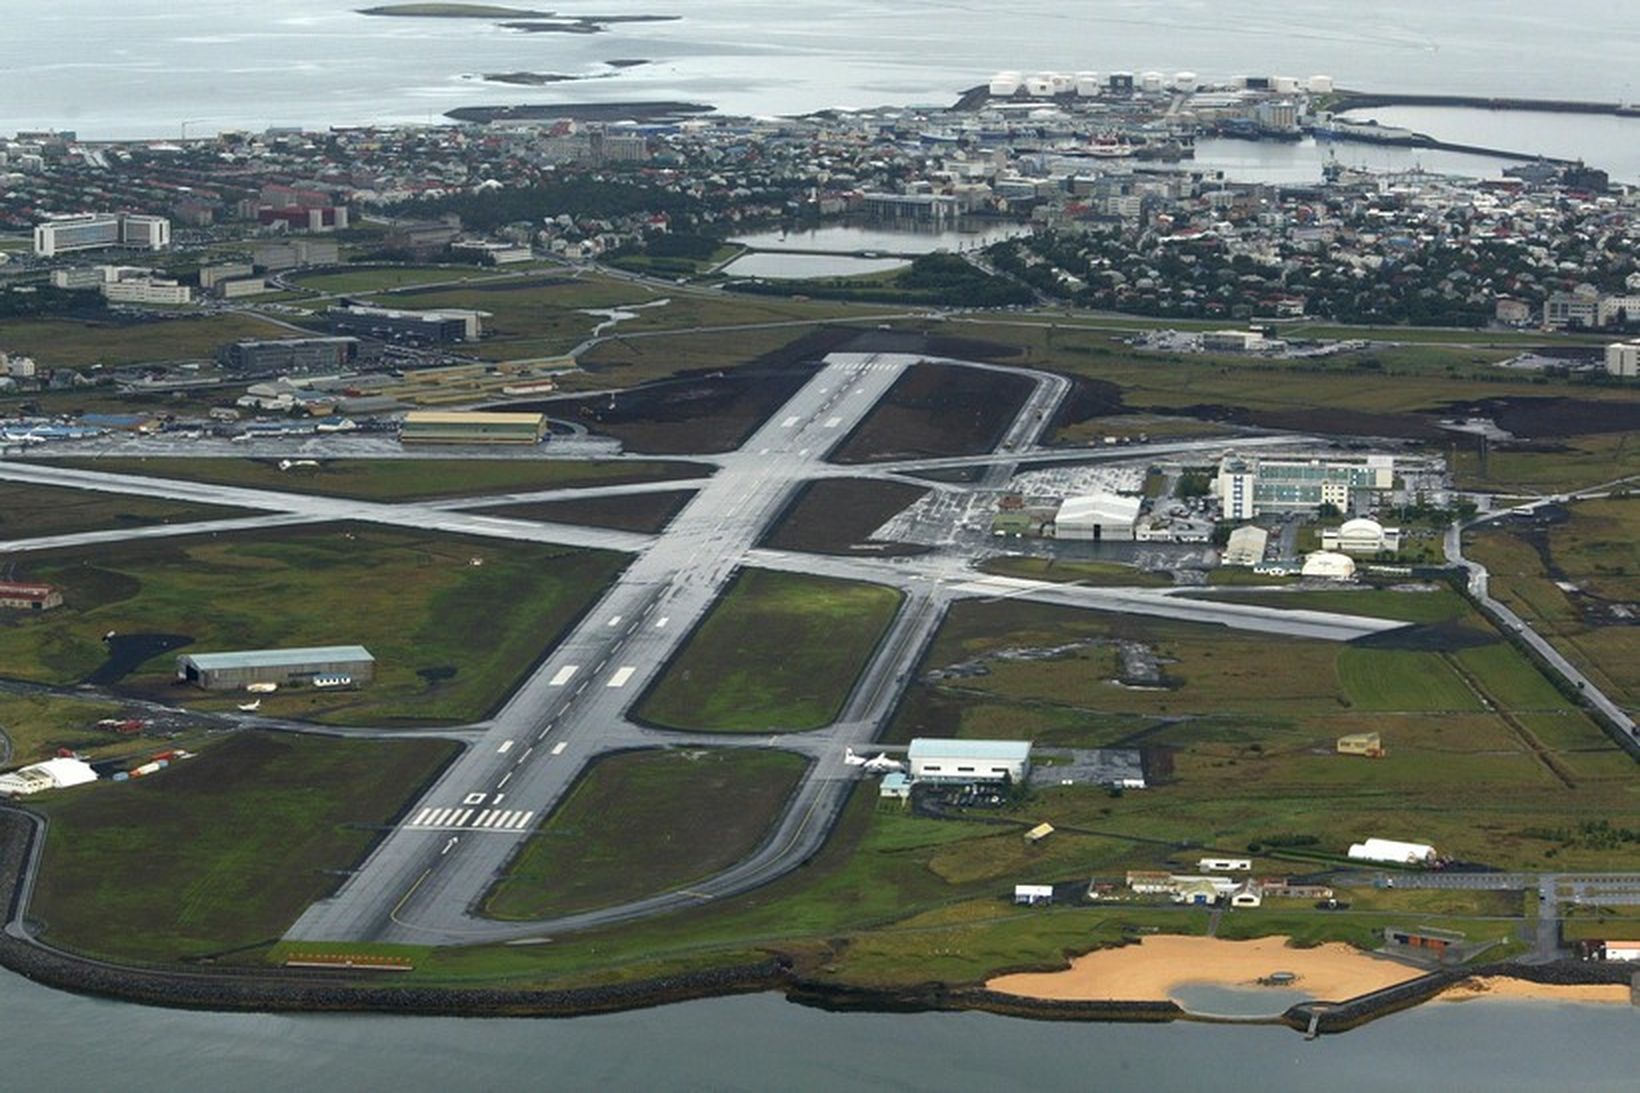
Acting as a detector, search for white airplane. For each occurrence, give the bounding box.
[237,699,261,712]
[844,748,905,773]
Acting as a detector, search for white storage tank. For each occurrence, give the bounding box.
[1025,74,1054,97]
[1140,70,1166,93]
[1308,74,1335,94]
[1173,70,1199,92]
[1228,75,1249,90]
[1049,72,1075,95]
[1075,71,1101,97]
[989,71,1022,97]
[1271,75,1300,94]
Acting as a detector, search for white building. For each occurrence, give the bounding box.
[0,756,98,797]
[102,275,192,305]
[1221,525,1269,566]
[1201,329,1269,352]
[1595,295,1640,328]
[907,738,1032,784]
[1320,517,1402,555]
[1014,884,1054,906]
[1199,858,1252,872]
[1217,455,1395,520]
[1347,838,1437,866]
[33,213,170,256]
[1053,491,1142,541]
[1301,550,1357,580]
[1606,340,1640,378]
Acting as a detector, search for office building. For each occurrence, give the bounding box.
[33,213,169,256]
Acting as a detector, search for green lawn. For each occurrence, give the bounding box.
[637,569,903,732]
[289,265,477,294]
[28,731,457,963]
[50,457,709,502]
[1336,648,1481,711]
[0,691,123,766]
[0,313,293,368]
[0,525,629,726]
[0,482,245,541]
[484,747,809,919]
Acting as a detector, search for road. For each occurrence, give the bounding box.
[0,350,1413,947]
[1445,491,1638,745]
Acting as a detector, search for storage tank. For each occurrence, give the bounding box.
[1140,70,1166,93]
[1308,74,1335,94]
[1075,71,1101,97]
[1173,70,1199,92]
[988,71,1022,97]
[1271,75,1300,94]
[1049,72,1075,95]
[1024,74,1054,97]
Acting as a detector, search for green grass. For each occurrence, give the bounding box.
[1193,585,1471,624]
[484,747,808,919]
[0,482,245,541]
[49,457,708,502]
[1336,648,1481,711]
[28,731,457,964]
[0,524,629,726]
[978,555,1172,588]
[0,691,123,766]
[637,569,902,731]
[0,313,293,369]
[289,265,478,294]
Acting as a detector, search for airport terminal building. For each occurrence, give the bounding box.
[176,646,376,690]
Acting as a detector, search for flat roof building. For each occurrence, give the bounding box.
[331,304,485,344]
[908,738,1032,784]
[1217,455,1395,520]
[177,645,375,690]
[33,213,170,257]
[1607,340,1640,378]
[400,410,547,446]
[218,337,360,373]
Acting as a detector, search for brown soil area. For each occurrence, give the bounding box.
[832,360,1034,463]
[485,489,695,533]
[761,478,931,556]
[1434,396,1640,439]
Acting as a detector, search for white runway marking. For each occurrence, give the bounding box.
[780,416,800,428]
[655,616,669,629]
[548,665,579,686]
[497,740,514,755]
[551,742,568,756]
[413,808,433,825]
[607,666,636,688]
[824,416,841,428]
[453,809,473,826]
[607,615,622,626]
[463,792,486,806]
[497,771,512,789]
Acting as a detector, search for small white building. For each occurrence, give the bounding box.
[1607,340,1640,378]
[1053,491,1142,541]
[1348,838,1437,866]
[1301,550,1357,581]
[908,738,1032,784]
[1598,940,1640,961]
[1229,882,1263,908]
[0,756,98,797]
[1321,517,1402,555]
[1199,858,1252,873]
[879,772,911,799]
[1014,884,1055,906]
[1221,525,1269,566]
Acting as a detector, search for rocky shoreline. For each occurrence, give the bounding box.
[0,809,1628,1027]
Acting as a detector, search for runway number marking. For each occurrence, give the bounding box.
[607,666,637,688]
[548,665,579,686]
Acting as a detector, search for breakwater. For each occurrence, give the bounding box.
[1331,91,1640,118]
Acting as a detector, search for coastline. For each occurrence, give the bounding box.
[1436,975,1632,1006]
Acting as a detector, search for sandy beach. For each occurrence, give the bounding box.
[986,935,1423,1002]
[1436,976,1633,1005]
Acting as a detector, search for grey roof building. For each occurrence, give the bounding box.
[176,645,375,690]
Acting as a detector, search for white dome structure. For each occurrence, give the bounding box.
[1301,550,1357,581]
[1322,517,1402,556]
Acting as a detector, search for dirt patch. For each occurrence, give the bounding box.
[83,633,193,686]
[1432,397,1640,439]
[1349,622,1501,652]
[762,479,931,556]
[1046,376,1130,440]
[488,489,696,533]
[832,360,1034,463]
[512,327,857,453]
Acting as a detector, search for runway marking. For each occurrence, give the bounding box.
[798,448,810,457]
[463,792,486,805]
[824,416,842,428]
[655,616,669,629]
[520,746,533,760]
[511,811,536,830]
[607,666,637,687]
[551,741,568,756]
[548,665,579,686]
[441,837,458,855]
[453,809,473,826]
[759,448,769,455]
[626,621,638,635]
[497,771,513,789]
[607,615,622,626]
[497,740,514,755]
[412,808,433,825]
[475,809,495,827]
[780,416,800,428]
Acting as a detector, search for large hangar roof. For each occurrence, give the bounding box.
[1056,492,1142,526]
[180,646,375,671]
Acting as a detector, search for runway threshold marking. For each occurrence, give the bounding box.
[548,665,579,686]
[607,666,637,687]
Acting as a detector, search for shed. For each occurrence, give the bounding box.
[1337,732,1384,758]
[879,772,911,799]
[177,645,376,690]
[907,738,1032,784]
[1025,822,1056,844]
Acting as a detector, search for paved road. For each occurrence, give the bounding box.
[1446,497,1637,744]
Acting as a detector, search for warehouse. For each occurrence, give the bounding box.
[908,738,1032,784]
[1221,525,1269,566]
[1348,837,1436,866]
[0,581,63,611]
[176,645,375,690]
[400,410,547,445]
[1052,491,1141,541]
[330,304,485,344]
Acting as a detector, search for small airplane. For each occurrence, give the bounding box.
[237,699,261,712]
[844,748,905,773]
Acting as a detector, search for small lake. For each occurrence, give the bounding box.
[720,253,910,280]
[732,223,1030,255]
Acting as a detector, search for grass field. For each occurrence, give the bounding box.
[637,569,902,732]
[289,265,478,294]
[0,313,293,368]
[28,731,456,963]
[978,555,1173,588]
[484,747,808,919]
[762,478,930,556]
[0,691,124,766]
[50,456,708,502]
[1467,498,1640,708]
[0,482,245,540]
[0,524,629,726]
